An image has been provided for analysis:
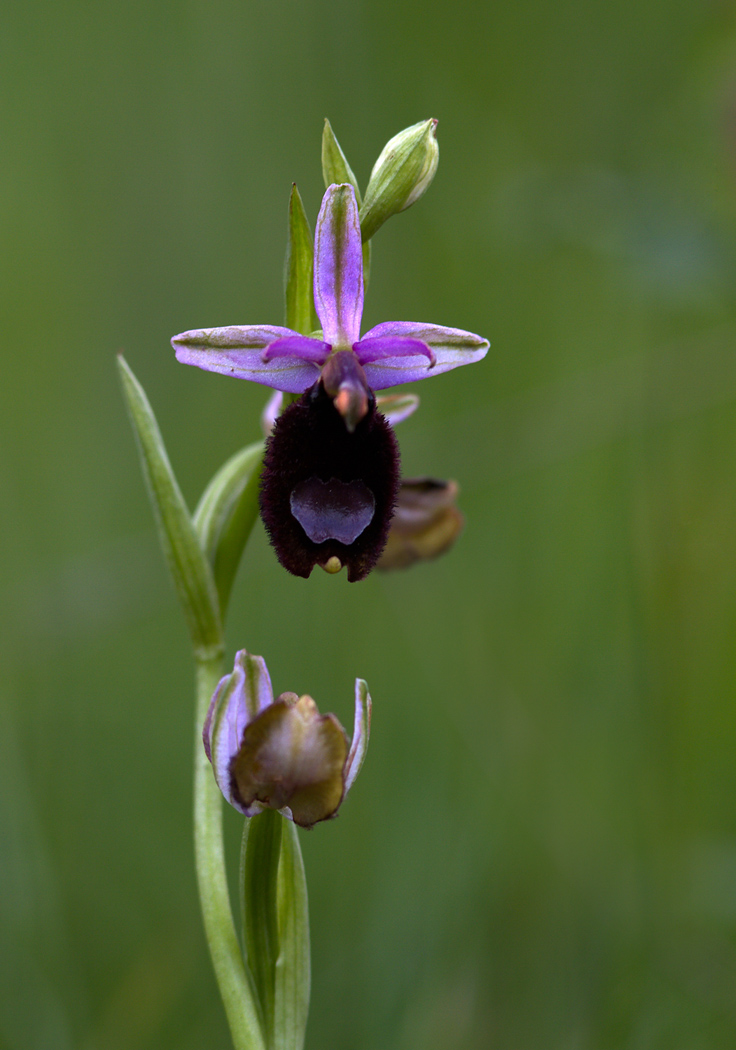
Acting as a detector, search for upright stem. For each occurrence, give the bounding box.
[194,654,266,1050]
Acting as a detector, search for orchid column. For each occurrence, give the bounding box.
[119,118,488,1050]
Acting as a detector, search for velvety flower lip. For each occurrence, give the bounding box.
[204,649,371,828]
[172,184,489,393]
[259,363,401,581]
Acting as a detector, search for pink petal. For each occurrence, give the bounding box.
[261,336,331,363]
[313,185,364,349]
[353,336,436,367]
[172,325,322,393]
[357,322,489,389]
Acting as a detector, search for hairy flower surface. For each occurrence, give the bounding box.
[173,184,488,580]
[204,650,371,829]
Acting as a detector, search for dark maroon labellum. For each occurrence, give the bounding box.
[259,380,400,581]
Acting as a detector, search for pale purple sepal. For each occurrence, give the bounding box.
[172,325,323,393]
[314,185,364,349]
[376,392,420,426]
[205,650,274,804]
[261,390,283,436]
[262,336,331,363]
[357,321,490,389]
[354,336,436,367]
[344,679,371,794]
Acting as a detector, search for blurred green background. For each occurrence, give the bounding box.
[3,0,736,1047]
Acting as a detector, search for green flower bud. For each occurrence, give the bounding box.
[359,119,439,242]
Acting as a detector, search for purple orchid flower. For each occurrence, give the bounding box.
[203,649,371,829]
[172,183,488,394]
[172,183,488,581]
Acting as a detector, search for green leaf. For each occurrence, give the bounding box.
[240,813,311,1050]
[284,185,319,336]
[117,355,223,658]
[321,119,362,203]
[274,819,310,1050]
[193,441,264,617]
[241,811,283,1047]
[321,121,371,287]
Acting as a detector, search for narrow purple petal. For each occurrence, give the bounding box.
[261,336,331,364]
[207,666,248,801]
[172,326,322,393]
[357,322,489,389]
[344,679,371,795]
[353,336,436,367]
[206,650,274,804]
[313,184,364,348]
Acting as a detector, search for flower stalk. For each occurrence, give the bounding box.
[120,115,486,1050]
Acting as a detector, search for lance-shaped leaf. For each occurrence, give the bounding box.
[239,811,311,1050]
[274,819,310,1050]
[117,355,223,657]
[241,810,282,1045]
[322,120,362,203]
[193,440,264,616]
[284,185,319,336]
[321,120,371,284]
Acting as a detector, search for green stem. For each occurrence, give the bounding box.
[194,654,266,1050]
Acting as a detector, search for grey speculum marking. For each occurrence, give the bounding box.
[290,477,375,544]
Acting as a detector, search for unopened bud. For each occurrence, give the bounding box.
[359,119,439,242]
[204,650,372,828]
[377,477,463,571]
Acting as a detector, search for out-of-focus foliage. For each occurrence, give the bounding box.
[3,1,736,1048]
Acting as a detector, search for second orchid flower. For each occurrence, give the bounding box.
[173,184,488,580]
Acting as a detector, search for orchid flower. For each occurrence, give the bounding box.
[172,182,487,395]
[172,183,488,581]
[203,650,371,829]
